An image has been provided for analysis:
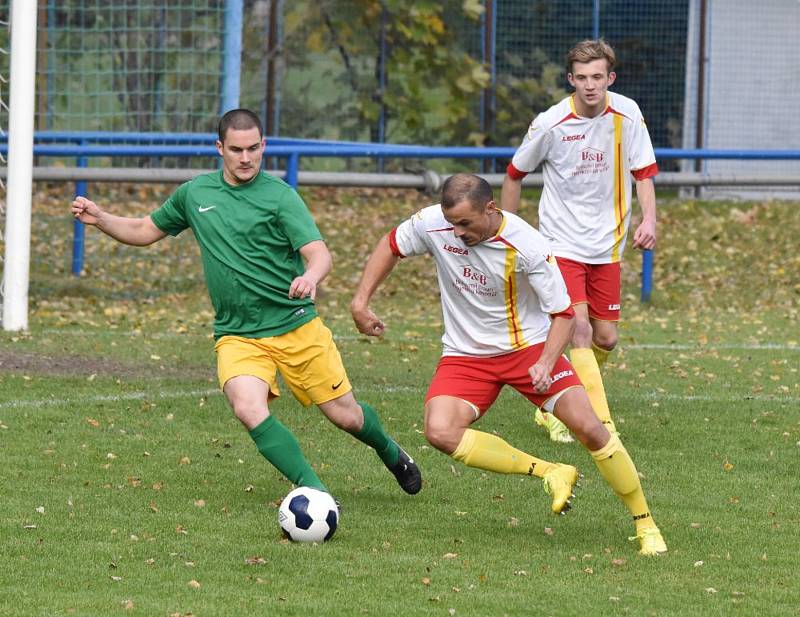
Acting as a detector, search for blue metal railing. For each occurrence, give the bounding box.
[7,132,800,300]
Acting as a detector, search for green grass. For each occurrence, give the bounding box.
[1,186,799,615]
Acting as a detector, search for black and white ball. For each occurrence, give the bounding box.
[278,487,339,543]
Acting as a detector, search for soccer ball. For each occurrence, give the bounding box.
[278,486,339,543]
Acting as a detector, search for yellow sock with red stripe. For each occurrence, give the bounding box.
[592,342,611,369]
[590,433,657,532]
[570,347,613,424]
[452,428,555,478]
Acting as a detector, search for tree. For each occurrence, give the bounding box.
[278,0,489,145]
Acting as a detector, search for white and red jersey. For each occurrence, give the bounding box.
[508,92,658,264]
[390,206,571,357]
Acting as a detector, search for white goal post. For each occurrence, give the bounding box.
[2,1,37,331]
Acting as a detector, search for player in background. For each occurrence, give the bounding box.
[500,39,657,443]
[70,108,421,500]
[351,173,666,555]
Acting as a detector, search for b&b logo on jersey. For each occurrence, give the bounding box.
[462,266,487,286]
[581,148,604,162]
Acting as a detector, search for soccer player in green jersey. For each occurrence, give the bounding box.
[70,108,422,499]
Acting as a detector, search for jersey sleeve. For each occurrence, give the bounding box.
[150,182,191,236]
[509,115,553,175]
[627,107,658,179]
[276,186,324,250]
[391,209,431,258]
[525,252,572,314]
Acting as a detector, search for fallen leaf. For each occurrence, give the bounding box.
[245,556,267,565]
[187,579,201,589]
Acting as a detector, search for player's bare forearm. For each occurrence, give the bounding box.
[529,315,575,392]
[500,175,523,214]
[633,178,657,249]
[298,240,332,285]
[71,197,165,246]
[290,240,332,300]
[538,314,575,370]
[350,233,399,336]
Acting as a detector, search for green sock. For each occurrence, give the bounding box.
[354,402,399,467]
[249,415,327,491]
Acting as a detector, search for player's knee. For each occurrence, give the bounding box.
[593,332,617,351]
[230,399,268,428]
[424,422,457,454]
[319,396,363,433]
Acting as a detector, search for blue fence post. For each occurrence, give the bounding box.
[640,248,653,303]
[71,150,88,275]
[286,153,299,189]
[221,0,243,114]
[592,0,600,38]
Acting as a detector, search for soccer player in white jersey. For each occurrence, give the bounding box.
[351,173,666,555]
[500,39,657,443]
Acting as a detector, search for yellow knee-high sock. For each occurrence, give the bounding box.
[592,342,611,369]
[570,347,613,424]
[590,434,657,532]
[452,428,556,478]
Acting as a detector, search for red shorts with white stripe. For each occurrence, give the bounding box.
[556,257,621,321]
[424,343,583,416]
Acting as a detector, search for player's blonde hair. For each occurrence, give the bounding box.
[566,39,616,74]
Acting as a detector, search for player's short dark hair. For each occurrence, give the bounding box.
[566,38,616,74]
[218,108,263,143]
[441,173,493,211]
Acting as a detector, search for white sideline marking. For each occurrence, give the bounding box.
[621,343,799,351]
[36,329,799,351]
[0,388,221,410]
[3,384,797,412]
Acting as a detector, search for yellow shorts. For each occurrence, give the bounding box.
[214,317,352,407]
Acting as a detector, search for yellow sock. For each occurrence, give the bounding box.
[592,342,611,369]
[590,434,657,532]
[570,347,613,424]
[452,429,555,478]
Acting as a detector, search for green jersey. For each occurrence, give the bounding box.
[150,170,321,339]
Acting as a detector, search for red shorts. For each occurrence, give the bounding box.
[424,343,583,415]
[556,257,621,321]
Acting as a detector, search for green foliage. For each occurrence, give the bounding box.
[278,0,488,145]
[494,49,568,147]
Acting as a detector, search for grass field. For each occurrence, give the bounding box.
[1,184,799,616]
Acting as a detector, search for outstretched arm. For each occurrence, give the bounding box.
[71,196,166,246]
[632,178,656,250]
[350,233,400,337]
[290,240,333,300]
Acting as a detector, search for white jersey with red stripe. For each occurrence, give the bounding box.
[508,92,658,264]
[390,206,571,357]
